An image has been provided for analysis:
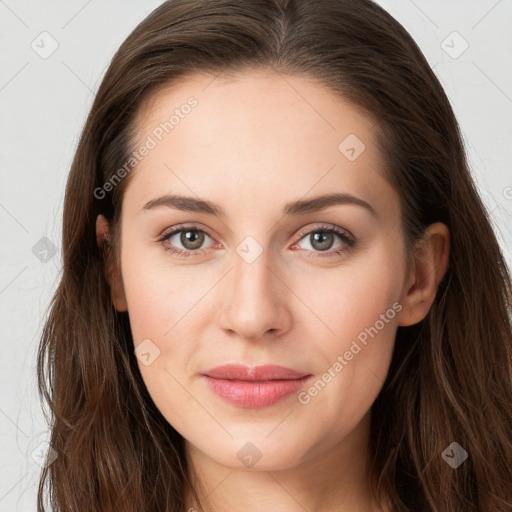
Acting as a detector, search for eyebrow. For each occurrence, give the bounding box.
[140,192,377,218]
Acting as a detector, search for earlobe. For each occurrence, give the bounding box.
[96,214,128,312]
[397,222,450,327]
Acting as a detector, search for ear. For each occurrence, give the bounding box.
[96,214,128,312]
[397,222,450,327]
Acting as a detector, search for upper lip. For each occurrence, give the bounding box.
[202,364,310,381]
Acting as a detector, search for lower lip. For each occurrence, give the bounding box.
[201,375,312,408]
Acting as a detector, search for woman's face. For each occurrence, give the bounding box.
[105,69,415,471]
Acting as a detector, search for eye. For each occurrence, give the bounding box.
[158,225,215,257]
[291,224,356,258]
[158,223,357,259]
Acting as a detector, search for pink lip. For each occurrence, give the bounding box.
[201,364,312,408]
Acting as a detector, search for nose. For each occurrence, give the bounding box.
[216,249,292,341]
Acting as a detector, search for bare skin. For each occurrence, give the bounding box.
[96,69,449,512]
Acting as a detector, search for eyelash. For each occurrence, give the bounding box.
[157,223,356,259]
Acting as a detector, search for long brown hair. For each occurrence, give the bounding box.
[36,0,512,510]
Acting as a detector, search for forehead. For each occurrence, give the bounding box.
[123,69,397,222]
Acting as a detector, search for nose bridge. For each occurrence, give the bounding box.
[217,243,290,340]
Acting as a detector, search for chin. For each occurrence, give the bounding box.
[200,437,310,472]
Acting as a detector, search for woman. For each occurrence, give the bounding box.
[36,0,512,510]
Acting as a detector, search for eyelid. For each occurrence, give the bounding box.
[158,222,217,244]
[294,223,355,243]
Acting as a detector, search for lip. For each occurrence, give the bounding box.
[201,364,312,408]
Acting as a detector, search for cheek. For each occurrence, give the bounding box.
[292,240,404,344]
[120,246,190,342]
[121,260,200,420]
[292,243,402,411]
[120,251,209,384]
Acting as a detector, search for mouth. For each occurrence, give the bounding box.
[200,364,313,408]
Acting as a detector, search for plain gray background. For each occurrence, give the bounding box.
[1,0,511,510]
